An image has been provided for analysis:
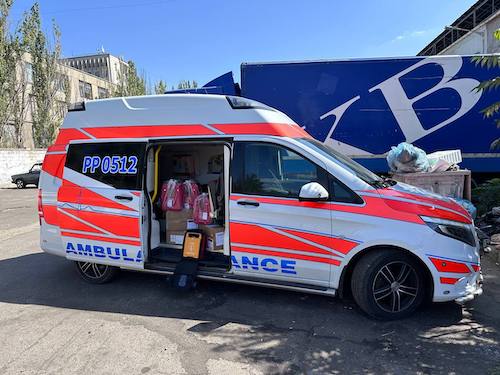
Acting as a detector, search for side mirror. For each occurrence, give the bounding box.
[299,182,329,201]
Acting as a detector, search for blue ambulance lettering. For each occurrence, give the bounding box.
[82,155,138,174]
[66,242,142,263]
[231,255,296,275]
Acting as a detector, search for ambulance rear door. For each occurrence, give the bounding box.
[58,140,147,269]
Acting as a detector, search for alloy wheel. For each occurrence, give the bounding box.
[372,261,419,313]
[77,261,109,279]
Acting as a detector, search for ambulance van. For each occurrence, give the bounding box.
[39,94,482,319]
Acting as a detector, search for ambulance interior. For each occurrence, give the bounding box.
[146,142,230,270]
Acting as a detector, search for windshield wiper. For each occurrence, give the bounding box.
[382,177,397,186]
[368,177,397,188]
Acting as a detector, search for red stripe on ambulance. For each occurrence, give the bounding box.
[41,204,59,226]
[83,124,216,139]
[280,228,358,254]
[58,209,106,234]
[42,153,66,179]
[212,122,309,137]
[375,188,471,218]
[61,231,141,246]
[230,194,425,225]
[61,208,140,238]
[230,222,333,255]
[54,128,91,145]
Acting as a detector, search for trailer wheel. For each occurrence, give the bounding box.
[75,261,118,284]
[351,249,425,320]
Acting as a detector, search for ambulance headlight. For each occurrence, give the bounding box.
[421,216,476,247]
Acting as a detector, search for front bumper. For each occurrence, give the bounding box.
[454,272,483,304]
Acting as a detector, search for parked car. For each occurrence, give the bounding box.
[11,162,42,188]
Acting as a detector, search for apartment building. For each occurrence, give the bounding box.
[2,53,121,149]
[60,53,128,85]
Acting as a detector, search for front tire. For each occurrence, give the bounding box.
[16,179,25,189]
[75,261,118,284]
[351,249,426,320]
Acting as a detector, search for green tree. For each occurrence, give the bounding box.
[113,60,146,97]
[0,1,69,148]
[472,29,500,149]
[0,0,21,146]
[154,79,166,94]
[22,3,65,148]
[177,79,198,90]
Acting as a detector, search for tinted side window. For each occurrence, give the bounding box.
[66,142,146,190]
[329,177,364,204]
[232,142,328,198]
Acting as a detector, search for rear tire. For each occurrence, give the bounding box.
[16,179,25,189]
[75,261,118,284]
[351,249,426,320]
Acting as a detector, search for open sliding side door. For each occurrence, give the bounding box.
[58,141,147,269]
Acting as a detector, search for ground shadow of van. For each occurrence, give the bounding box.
[0,252,461,323]
[1,252,497,374]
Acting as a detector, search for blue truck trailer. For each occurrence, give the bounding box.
[177,55,500,174]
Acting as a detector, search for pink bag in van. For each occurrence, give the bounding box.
[161,179,184,211]
[193,193,212,224]
[183,180,200,209]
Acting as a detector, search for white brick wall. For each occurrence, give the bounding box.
[0,149,46,187]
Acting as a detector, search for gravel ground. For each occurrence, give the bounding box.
[0,188,499,374]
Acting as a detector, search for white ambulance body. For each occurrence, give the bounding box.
[39,94,482,319]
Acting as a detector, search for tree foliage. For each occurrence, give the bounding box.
[113,60,147,97]
[154,79,166,94]
[472,29,500,149]
[177,80,198,90]
[0,1,68,148]
[0,0,23,147]
[23,4,65,148]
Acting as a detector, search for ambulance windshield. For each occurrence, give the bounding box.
[296,138,383,186]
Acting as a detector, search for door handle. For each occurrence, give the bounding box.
[115,195,133,201]
[237,199,259,207]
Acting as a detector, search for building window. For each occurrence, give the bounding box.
[56,74,67,92]
[98,86,109,99]
[79,80,92,99]
[25,62,33,83]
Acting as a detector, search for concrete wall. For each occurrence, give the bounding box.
[440,12,500,55]
[0,149,46,187]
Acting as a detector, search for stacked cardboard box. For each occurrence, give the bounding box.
[166,209,192,245]
[199,224,224,252]
[165,210,225,252]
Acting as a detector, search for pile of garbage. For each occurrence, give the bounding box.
[476,207,500,254]
[476,207,500,236]
[387,142,460,173]
[386,142,477,217]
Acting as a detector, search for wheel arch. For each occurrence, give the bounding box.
[337,245,434,301]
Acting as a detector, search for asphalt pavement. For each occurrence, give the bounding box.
[0,188,499,374]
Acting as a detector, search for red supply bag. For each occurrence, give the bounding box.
[193,193,212,224]
[161,179,184,211]
[183,180,200,209]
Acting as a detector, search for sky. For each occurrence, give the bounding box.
[9,0,477,89]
